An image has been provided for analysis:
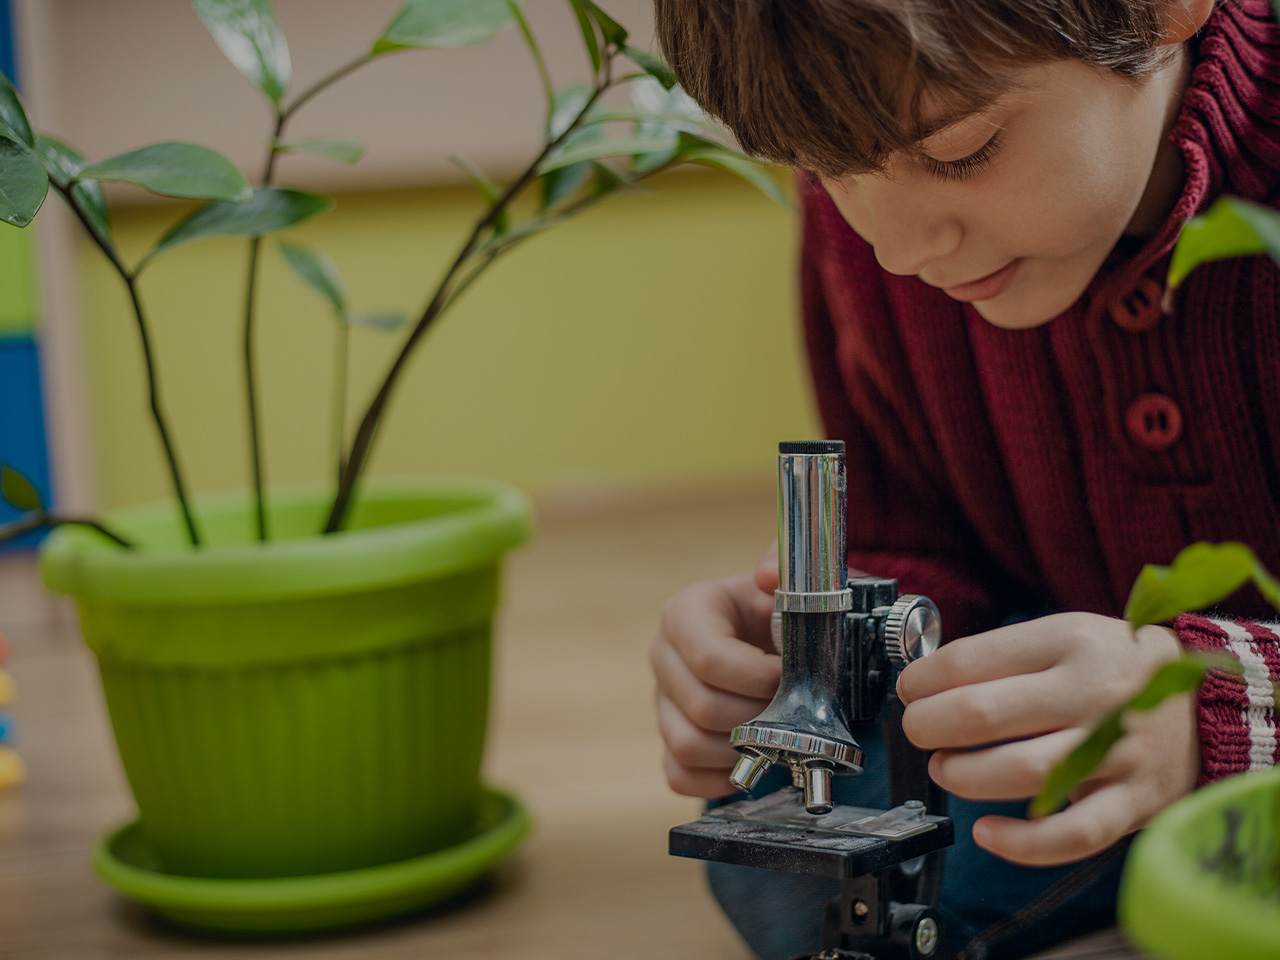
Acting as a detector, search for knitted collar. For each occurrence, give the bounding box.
[1094,0,1280,300]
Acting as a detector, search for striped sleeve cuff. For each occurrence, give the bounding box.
[1172,613,1280,785]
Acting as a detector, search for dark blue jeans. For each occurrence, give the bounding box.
[706,716,1129,960]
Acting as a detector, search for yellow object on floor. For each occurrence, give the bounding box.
[0,745,26,788]
[0,669,14,708]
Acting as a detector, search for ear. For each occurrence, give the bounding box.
[1161,0,1215,44]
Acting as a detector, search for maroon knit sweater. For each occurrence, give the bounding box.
[802,0,1280,784]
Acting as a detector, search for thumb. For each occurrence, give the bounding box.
[754,541,780,594]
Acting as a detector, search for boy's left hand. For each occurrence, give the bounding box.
[896,612,1198,867]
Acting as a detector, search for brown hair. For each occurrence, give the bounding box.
[654,0,1181,177]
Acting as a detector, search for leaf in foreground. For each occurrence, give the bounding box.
[190,0,291,105]
[1,464,43,512]
[0,135,49,227]
[274,138,365,164]
[78,142,253,203]
[0,70,33,147]
[1168,197,1280,288]
[372,0,516,54]
[144,187,333,266]
[1029,655,1227,818]
[280,242,346,314]
[35,135,113,246]
[1124,542,1259,629]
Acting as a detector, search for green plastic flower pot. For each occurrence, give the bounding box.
[1120,766,1280,960]
[41,478,532,881]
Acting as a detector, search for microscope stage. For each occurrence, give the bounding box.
[669,790,953,879]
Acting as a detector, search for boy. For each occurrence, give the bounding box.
[649,0,1280,957]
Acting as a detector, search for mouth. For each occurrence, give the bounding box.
[939,259,1022,303]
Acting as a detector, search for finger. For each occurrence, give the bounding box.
[901,671,1093,749]
[897,621,1065,704]
[754,541,780,594]
[972,783,1136,866]
[651,638,775,732]
[664,751,738,800]
[660,584,781,699]
[928,728,1088,801]
[725,571,780,653]
[657,694,742,769]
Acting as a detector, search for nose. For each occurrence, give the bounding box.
[858,177,961,278]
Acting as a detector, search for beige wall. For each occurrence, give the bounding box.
[15,0,820,512]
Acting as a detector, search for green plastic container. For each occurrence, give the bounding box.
[41,479,532,880]
[1120,766,1280,960]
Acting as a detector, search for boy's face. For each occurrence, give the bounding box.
[820,54,1190,330]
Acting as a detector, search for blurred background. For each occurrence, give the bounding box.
[3,0,816,520]
[0,2,818,958]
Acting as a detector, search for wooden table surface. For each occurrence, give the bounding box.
[0,479,1146,959]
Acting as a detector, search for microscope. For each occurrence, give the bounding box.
[669,441,954,960]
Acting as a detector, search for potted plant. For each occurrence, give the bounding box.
[1029,201,1280,959]
[0,0,782,934]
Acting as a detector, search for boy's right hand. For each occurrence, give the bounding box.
[651,546,783,798]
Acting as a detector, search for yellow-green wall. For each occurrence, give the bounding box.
[76,170,817,510]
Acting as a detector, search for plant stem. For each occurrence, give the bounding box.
[235,54,374,541]
[50,181,201,546]
[50,514,135,548]
[240,114,287,543]
[508,2,554,122]
[334,323,350,486]
[280,55,374,124]
[0,511,135,549]
[323,63,618,534]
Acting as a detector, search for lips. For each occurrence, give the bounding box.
[940,259,1022,303]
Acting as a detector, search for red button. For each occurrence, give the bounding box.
[1109,277,1165,332]
[1125,393,1183,451]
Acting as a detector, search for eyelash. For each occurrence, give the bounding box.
[920,132,1004,183]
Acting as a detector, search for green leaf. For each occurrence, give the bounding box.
[540,87,606,210]
[344,312,407,331]
[35,135,112,246]
[0,135,49,227]
[1251,559,1280,611]
[582,109,721,133]
[1030,655,1230,818]
[0,71,33,147]
[622,45,675,89]
[1124,542,1258,628]
[190,0,291,105]
[143,187,333,266]
[590,160,636,198]
[274,138,365,164]
[372,0,516,54]
[1,464,43,512]
[450,154,509,233]
[548,84,592,141]
[476,212,562,256]
[585,1,627,46]
[1168,197,1280,288]
[681,149,790,209]
[279,242,346,314]
[566,0,601,72]
[630,78,709,172]
[538,136,677,174]
[450,153,501,207]
[78,142,252,203]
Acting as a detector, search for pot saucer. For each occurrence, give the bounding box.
[93,785,530,936]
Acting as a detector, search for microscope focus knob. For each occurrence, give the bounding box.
[883,595,942,668]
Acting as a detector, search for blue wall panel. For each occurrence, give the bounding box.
[0,0,15,88]
[0,338,51,547]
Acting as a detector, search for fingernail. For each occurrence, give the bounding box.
[972,823,992,847]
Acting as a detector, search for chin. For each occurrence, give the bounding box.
[971,274,1089,330]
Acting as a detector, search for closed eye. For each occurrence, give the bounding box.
[920,131,1004,183]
